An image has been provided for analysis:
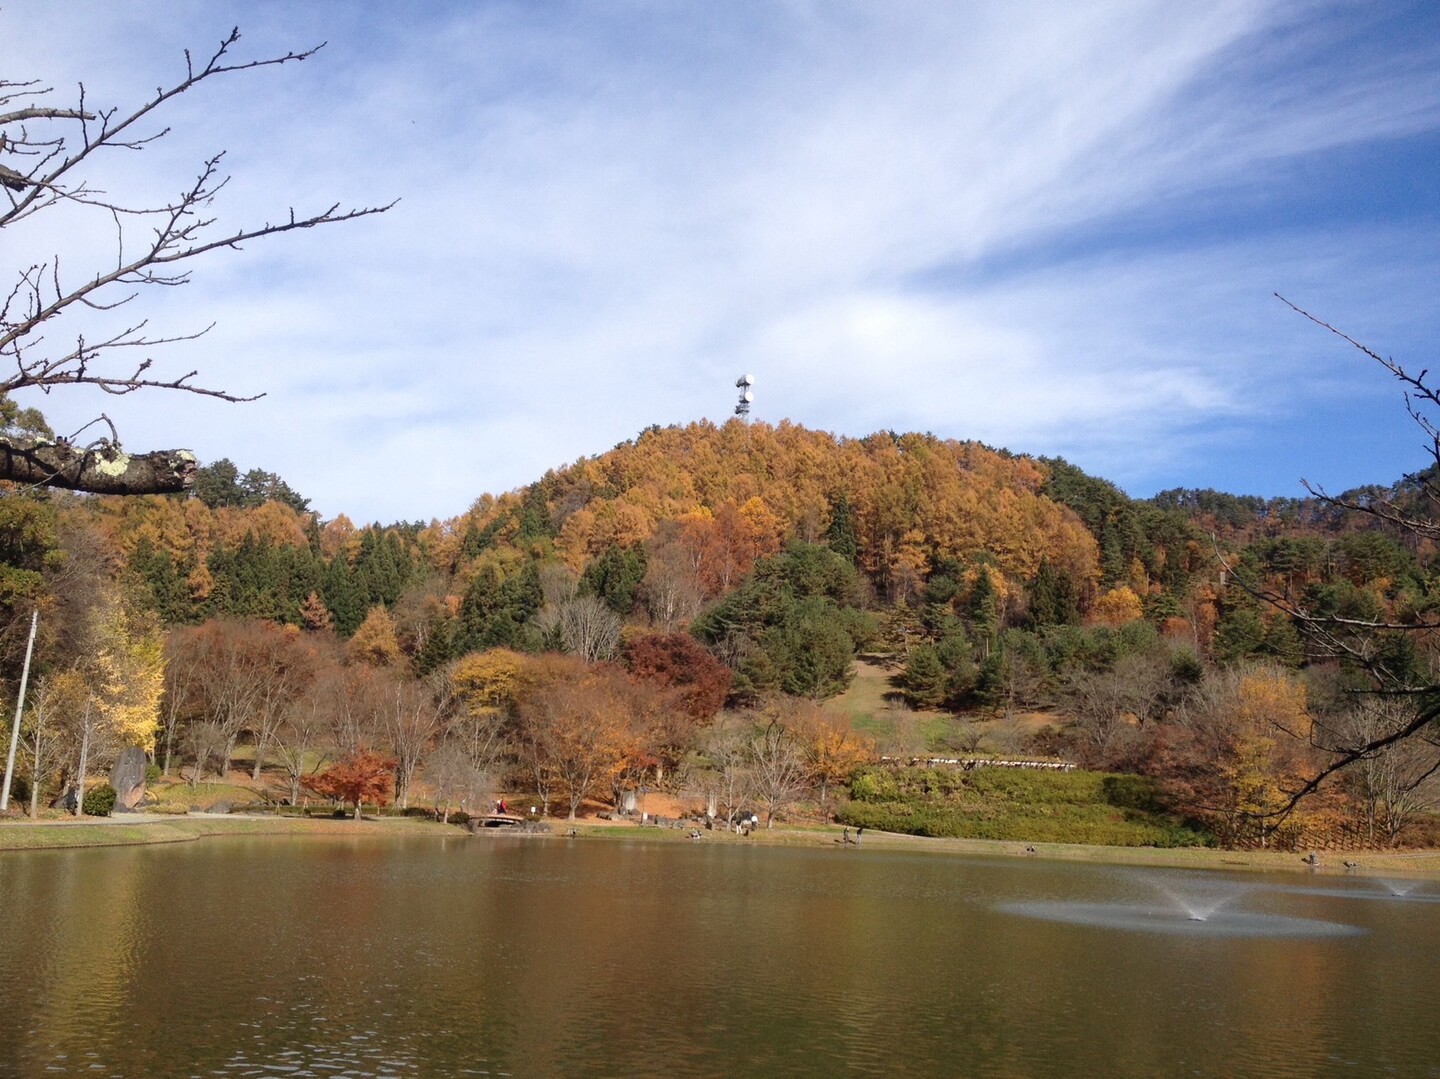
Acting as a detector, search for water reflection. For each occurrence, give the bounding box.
[1,837,1437,1077]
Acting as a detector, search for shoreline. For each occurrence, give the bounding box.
[4,812,1438,877]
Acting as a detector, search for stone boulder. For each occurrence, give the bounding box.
[109,747,149,812]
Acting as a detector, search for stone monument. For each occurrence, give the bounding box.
[109,746,149,811]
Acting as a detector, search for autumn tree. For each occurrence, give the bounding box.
[622,631,731,780]
[514,656,635,822]
[697,724,752,826]
[638,529,705,632]
[325,664,385,757]
[425,741,491,823]
[159,626,206,777]
[45,569,166,809]
[19,667,86,817]
[0,29,390,493]
[271,667,337,806]
[557,593,622,662]
[1145,665,1320,847]
[1339,697,1440,845]
[788,701,875,819]
[347,605,404,668]
[305,749,397,819]
[169,617,296,781]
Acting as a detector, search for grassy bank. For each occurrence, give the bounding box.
[836,765,1211,847]
[0,814,462,851]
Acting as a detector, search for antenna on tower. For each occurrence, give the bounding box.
[734,373,754,417]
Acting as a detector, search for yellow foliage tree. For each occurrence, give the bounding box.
[1220,669,1314,845]
[1090,585,1144,626]
[449,648,535,718]
[346,605,403,668]
[90,590,165,752]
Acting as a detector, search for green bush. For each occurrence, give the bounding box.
[82,784,117,817]
[1101,774,1162,811]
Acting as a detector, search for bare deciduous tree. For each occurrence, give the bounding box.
[0,27,392,493]
[1340,698,1440,845]
[746,712,807,829]
[380,672,451,810]
[559,593,622,662]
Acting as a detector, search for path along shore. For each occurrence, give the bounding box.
[3,811,1438,878]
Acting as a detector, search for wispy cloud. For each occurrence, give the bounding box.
[4,1,1436,521]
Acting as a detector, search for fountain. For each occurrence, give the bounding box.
[1145,878,1248,922]
[1364,878,1440,903]
[997,870,1366,938]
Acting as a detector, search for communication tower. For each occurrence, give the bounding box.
[734,374,754,417]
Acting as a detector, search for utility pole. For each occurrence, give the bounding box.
[1,608,39,812]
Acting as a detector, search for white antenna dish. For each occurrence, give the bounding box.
[735,374,754,388]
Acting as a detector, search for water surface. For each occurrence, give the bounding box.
[1,835,1435,1077]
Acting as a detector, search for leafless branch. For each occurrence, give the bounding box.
[0,26,394,493]
[1208,299,1440,826]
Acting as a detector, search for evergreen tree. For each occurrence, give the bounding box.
[826,491,858,564]
[459,562,543,653]
[516,484,553,542]
[321,555,366,637]
[580,544,647,614]
[1026,559,1079,628]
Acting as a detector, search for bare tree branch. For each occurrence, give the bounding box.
[1215,298,1440,825]
[0,435,195,493]
[0,26,394,494]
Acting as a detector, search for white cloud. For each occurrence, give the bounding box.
[3,1,1436,520]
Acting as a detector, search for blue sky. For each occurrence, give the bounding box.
[4,1,1437,524]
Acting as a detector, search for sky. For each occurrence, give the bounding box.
[3,1,1437,525]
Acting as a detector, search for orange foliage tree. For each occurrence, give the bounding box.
[305,749,397,819]
[514,656,637,822]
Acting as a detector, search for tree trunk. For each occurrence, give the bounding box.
[74,704,92,818]
[0,437,197,494]
[28,742,41,819]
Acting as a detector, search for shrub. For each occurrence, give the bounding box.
[839,764,1213,847]
[82,784,117,817]
[1101,774,1162,811]
[144,801,190,815]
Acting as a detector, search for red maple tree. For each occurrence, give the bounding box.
[305,749,397,819]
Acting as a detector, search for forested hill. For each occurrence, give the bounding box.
[7,416,1439,846]
[3,417,1424,681]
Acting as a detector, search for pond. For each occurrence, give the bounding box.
[1,834,1437,1077]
